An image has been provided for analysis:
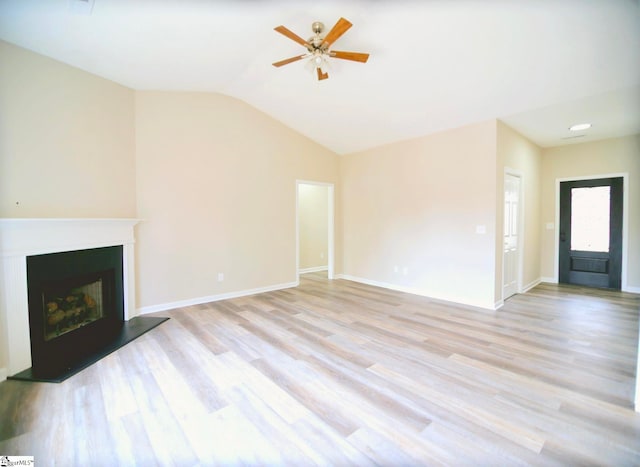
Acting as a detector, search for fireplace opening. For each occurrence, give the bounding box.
[42,270,112,342]
[26,246,125,379]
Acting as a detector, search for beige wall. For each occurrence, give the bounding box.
[0,41,135,373]
[0,41,136,218]
[298,183,329,271]
[135,91,340,310]
[540,135,640,291]
[341,120,499,309]
[496,121,542,300]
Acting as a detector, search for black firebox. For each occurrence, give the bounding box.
[25,246,125,379]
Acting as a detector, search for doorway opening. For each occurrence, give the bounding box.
[558,177,623,289]
[296,181,334,281]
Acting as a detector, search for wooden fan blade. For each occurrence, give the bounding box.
[330,50,370,63]
[274,25,309,47]
[321,17,352,47]
[272,54,307,67]
[317,67,329,81]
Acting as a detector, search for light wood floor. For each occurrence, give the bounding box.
[1,273,639,465]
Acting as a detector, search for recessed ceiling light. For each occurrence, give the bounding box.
[569,123,592,131]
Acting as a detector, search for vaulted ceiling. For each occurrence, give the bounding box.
[1,0,638,154]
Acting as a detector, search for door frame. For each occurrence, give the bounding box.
[502,168,524,301]
[558,177,623,289]
[296,180,335,281]
[553,172,629,290]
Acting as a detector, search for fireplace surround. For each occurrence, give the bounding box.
[0,218,165,381]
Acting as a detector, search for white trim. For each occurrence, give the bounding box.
[299,266,329,274]
[136,280,299,315]
[637,312,640,411]
[553,173,629,286]
[540,276,557,284]
[521,278,542,293]
[0,218,140,258]
[637,303,640,412]
[336,274,498,311]
[296,180,335,282]
[0,367,7,382]
[623,285,640,294]
[328,186,335,280]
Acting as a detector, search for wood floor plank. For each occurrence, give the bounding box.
[224,383,324,465]
[0,273,638,464]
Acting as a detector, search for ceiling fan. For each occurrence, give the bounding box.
[272,17,370,81]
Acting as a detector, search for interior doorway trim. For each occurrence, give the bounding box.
[553,172,629,291]
[296,180,335,281]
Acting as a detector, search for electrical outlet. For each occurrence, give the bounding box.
[320,252,325,259]
[402,267,408,276]
[217,272,224,282]
[394,265,399,273]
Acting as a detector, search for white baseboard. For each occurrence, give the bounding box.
[521,278,542,293]
[0,367,7,382]
[540,276,557,284]
[337,274,498,311]
[298,266,328,274]
[136,280,299,315]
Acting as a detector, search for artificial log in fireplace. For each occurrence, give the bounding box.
[42,272,109,343]
[9,245,167,382]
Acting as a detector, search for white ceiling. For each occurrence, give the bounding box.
[1,0,639,154]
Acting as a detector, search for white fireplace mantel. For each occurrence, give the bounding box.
[0,218,141,379]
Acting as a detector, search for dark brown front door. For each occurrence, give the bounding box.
[559,177,623,289]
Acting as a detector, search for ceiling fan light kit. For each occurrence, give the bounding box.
[272,17,370,81]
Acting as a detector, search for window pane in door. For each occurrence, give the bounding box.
[571,186,610,252]
[504,201,510,236]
